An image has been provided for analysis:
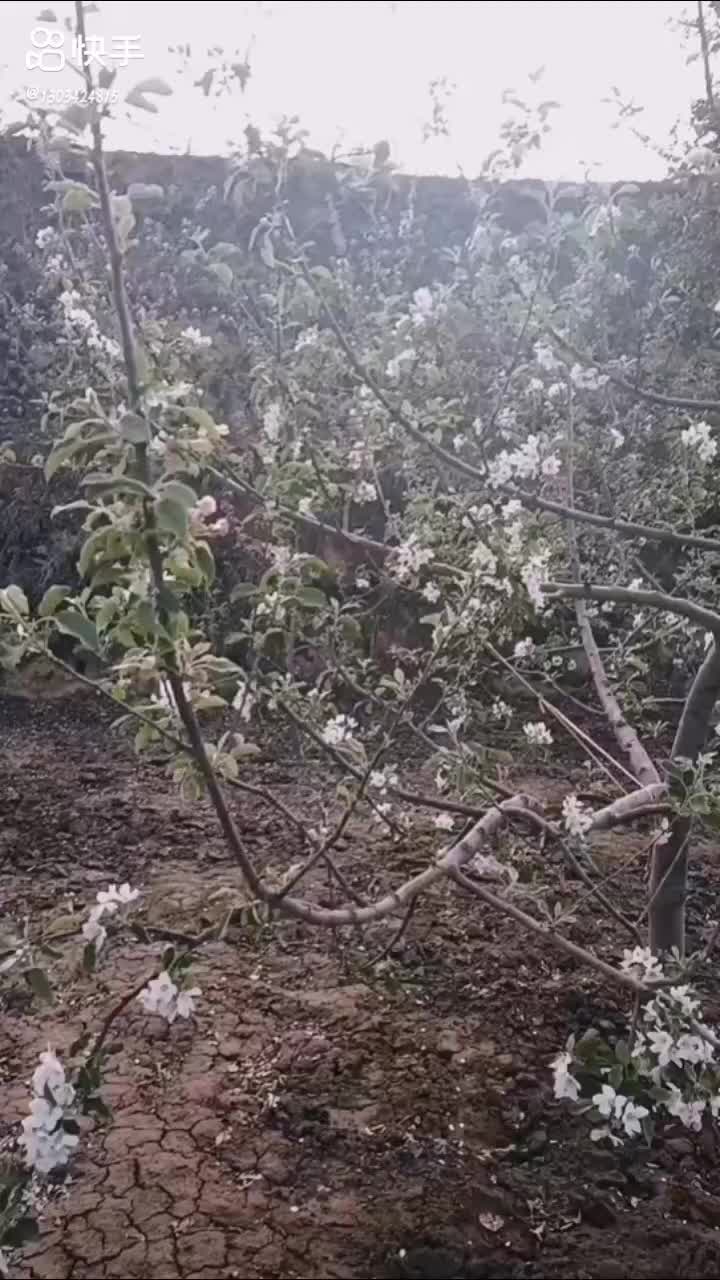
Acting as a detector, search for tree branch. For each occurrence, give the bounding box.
[563,391,659,788]
[546,582,720,635]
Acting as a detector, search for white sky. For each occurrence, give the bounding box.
[0,1,701,179]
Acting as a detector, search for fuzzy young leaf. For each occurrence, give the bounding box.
[61,184,99,214]
[55,610,100,653]
[38,584,72,617]
[294,586,327,609]
[159,480,198,509]
[231,583,259,600]
[45,433,118,481]
[195,542,216,586]
[208,261,233,288]
[155,496,190,539]
[1,585,29,617]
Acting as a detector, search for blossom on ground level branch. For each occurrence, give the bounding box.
[19,1049,79,1174]
[138,971,201,1023]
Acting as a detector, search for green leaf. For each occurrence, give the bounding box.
[615,1039,630,1066]
[78,526,111,578]
[159,480,198,509]
[119,412,150,445]
[38,584,72,617]
[2,585,29,616]
[84,472,154,499]
[55,610,100,653]
[208,261,233,287]
[230,583,259,601]
[61,184,99,214]
[155,495,190,540]
[25,966,54,1004]
[340,616,363,646]
[82,941,97,974]
[195,541,216,586]
[51,500,95,518]
[295,586,327,609]
[45,433,118,481]
[185,407,217,431]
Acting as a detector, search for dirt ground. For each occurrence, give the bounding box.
[2,688,720,1280]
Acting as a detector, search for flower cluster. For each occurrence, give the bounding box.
[82,882,139,952]
[369,766,399,794]
[553,952,720,1143]
[389,535,435,583]
[681,420,717,463]
[322,714,359,746]
[486,435,561,487]
[19,1049,79,1174]
[180,325,212,349]
[138,971,201,1023]
[58,289,120,362]
[561,794,593,839]
[190,494,229,538]
[523,720,553,747]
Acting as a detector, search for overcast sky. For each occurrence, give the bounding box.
[1,1,702,179]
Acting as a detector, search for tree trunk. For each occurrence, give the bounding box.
[649,643,720,954]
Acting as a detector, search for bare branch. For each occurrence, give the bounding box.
[563,389,660,788]
[546,582,720,635]
[549,325,720,416]
[452,869,647,994]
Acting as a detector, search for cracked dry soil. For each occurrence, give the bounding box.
[2,690,720,1279]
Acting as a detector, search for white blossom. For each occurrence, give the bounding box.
[681,420,717,463]
[665,1086,706,1131]
[181,325,212,349]
[193,494,217,518]
[20,1050,78,1174]
[610,427,624,449]
[514,637,535,660]
[36,226,56,249]
[620,946,664,982]
[534,342,561,372]
[82,906,107,951]
[232,681,256,722]
[621,1100,649,1138]
[138,971,201,1023]
[491,698,512,721]
[433,812,455,832]
[322,714,358,746]
[97,883,139,909]
[263,402,283,442]
[561,794,593,838]
[593,1084,625,1119]
[521,553,549,611]
[551,1051,581,1101]
[386,348,416,380]
[523,720,553,747]
[410,287,434,324]
[389,535,434,582]
[370,767,398,793]
[354,480,377,504]
[570,363,608,391]
[422,580,441,603]
[541,454,562,477]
